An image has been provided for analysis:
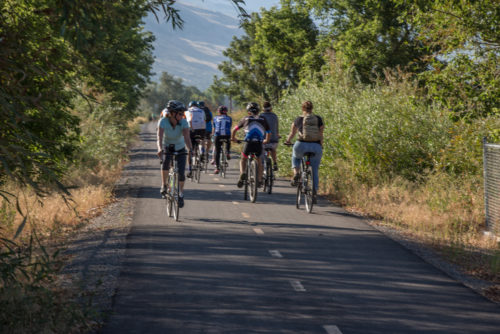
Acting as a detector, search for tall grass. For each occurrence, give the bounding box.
[276,65,500,278]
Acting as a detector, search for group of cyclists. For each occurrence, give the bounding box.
[156,99,324,208]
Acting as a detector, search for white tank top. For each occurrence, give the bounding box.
[186,107,206,130]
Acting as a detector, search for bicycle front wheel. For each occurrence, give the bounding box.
[304,168,314,213]
[296,182,301,209]
[249,159,258,203]
[172,172,180,221]
[220,150,227,178]
[195,159,202,183]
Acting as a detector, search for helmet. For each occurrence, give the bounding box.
[246,102,260,114]
[217,105,228,114]
[198,101,205,107]
[166,100,186,113]
[188,100,198,108]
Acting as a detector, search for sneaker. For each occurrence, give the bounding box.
[273,163,278,171]
[214,169,220,174]
[160,185,167,195]
[291,173,300,187]
[178,195,184,208]
[237,173,246,188]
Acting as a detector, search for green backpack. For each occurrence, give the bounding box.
[298,114,321,142]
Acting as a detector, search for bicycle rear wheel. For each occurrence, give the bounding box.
[249,159,258,203]
[266,159,273,194]
[165,175,173,217]
[195,158,201,183]
[296,182,301,209]
[304,168,314,213]
[220,149,227,178]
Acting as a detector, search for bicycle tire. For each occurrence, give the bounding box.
[296,182,301,209]
[220,148,227,178]
[203,152,209,174]
[166,176,173,217]
[195,158,202,183]
[243,163,249,201]
[172,171,180,221]
[304,168,314,213]
[249,158,258,203]
[266,159,273,194]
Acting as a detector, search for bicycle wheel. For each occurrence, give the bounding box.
[166,176,173,217]
[304,168,314,213]
[296,181,301,209]
[195,158,202,183]
[171,171,180,221]
[220,148,227,178]
[203,151,209,174]
[243,164,249,201]
[266,159,273,194]
[249,159,258,203]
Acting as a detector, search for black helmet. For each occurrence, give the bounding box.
[246,102,259,114]
[188,100,198,108]
[198,101,205,107]
[166,100,186,113]
[217,105,228,114]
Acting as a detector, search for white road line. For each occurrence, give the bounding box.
[225,192,232,195]
[290,280,306,292]
[242,212,250,218]
[232,201,240,205]
[219,184,225,188]
[268,250,283,258]
[323,325,343,334]
[253,228,264,235]
[214,177,220,181]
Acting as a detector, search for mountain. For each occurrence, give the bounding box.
[144,2,243,90]
[144,0,281,91]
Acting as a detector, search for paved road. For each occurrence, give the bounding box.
[101,123,500,333]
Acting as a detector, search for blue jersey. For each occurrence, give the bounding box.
[213,115,232,136]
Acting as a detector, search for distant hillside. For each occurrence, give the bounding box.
[144,3,243,90]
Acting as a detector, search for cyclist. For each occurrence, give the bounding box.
[212,105,232,174]
[260,101,280,171]
[185,100,206,178]
[284,100,324,204]
[157,100,193,208]
[231,102,271,188]
[198,101,213,162]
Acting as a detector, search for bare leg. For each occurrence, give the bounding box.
[240,156,247,175]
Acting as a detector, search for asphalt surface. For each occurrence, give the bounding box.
[100,122,500,334]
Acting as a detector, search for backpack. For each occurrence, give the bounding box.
[298,114,321,142]
[203,107,212,123]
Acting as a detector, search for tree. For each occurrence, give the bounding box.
[215,5,320,103]
[285,0,430,82]
[407,0,500,120]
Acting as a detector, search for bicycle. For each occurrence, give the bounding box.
[190,135,203,183]
[284,142,315,213]
[235,139,260,203]
[262,147,274,194]
[162,145,187,221]
[218,138,230,178]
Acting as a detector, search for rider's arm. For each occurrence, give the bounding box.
[319,124,325,146]
[285,123,297,144]
[231,126,240,141]
[157,126,164,157]
[263,131,271,144]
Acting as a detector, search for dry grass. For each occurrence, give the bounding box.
[317,158,500,285]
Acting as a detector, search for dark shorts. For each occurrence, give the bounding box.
[204,130,212,140]
[162,148,187,182]
[242,141,263,158]
[190,129,206,146]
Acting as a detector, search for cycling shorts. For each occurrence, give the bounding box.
[242,141,263,158]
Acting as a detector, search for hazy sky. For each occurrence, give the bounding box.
[178,0,281,17]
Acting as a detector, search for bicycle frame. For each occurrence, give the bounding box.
[163,149,187,221]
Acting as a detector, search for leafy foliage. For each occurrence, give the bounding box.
[215,5,321,104]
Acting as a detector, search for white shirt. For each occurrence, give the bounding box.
[186,107,206,130]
